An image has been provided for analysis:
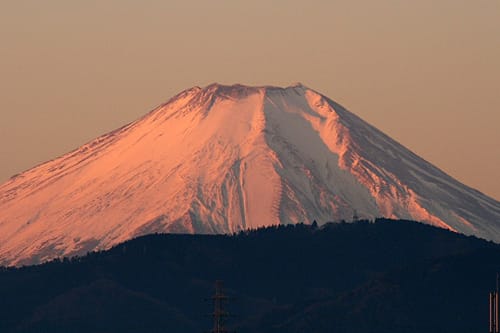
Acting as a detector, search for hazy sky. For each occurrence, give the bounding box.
[0,0,499,200]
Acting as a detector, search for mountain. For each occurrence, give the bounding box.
[0,83,499,265]
[0,220,498,333]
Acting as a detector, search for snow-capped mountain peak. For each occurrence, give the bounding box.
[0,83,498,266]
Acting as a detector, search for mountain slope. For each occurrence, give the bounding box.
[0,83,499,265]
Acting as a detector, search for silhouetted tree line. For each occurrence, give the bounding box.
[0,218,498,333]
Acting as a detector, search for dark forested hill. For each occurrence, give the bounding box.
[0,219,498,333]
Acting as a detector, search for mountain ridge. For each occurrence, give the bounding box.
[0,83,498,266]
[0,219,497,333]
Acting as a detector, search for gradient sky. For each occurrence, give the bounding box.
[0,0,499,200]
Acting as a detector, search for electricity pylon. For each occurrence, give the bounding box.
[209,280,231,333]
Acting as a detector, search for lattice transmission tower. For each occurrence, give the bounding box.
[209,280,231,333]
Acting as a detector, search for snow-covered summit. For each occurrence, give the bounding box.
[0,83,499,266]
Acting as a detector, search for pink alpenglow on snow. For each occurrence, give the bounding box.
[0,83,499,266]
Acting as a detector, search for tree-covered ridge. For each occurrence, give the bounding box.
[0,218,497,333]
